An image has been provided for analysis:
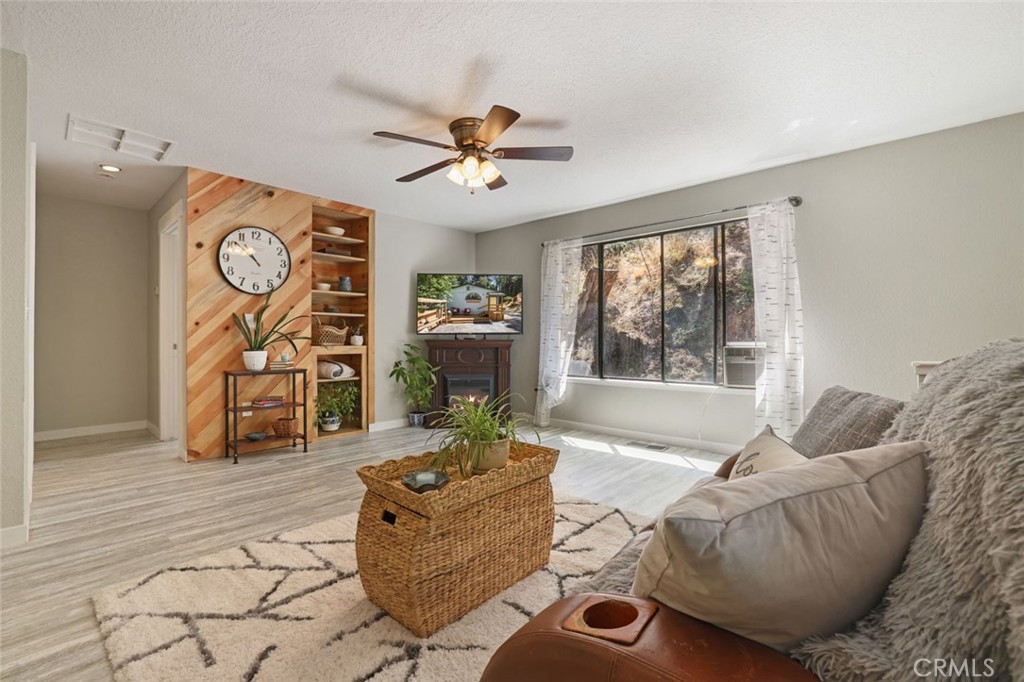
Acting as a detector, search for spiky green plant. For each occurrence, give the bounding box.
[230,292,309,353]
[427,392,537,477]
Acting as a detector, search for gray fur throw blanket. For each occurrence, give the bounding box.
[792,339,1024,681]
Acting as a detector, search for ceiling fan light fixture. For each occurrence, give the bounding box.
[480,159,501,183]
[461,154,481,179]
[466,176,486,189]
[446,161,467,186]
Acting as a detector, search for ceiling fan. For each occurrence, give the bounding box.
[374,105,573,192]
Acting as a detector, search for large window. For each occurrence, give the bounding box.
[569,220,754,385]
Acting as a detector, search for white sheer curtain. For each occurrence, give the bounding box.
[534,237,583,427]
[748,199,804,438]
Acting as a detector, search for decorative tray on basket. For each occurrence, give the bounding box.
[357,443,559,518]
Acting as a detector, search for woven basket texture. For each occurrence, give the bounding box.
[355,443,559,636]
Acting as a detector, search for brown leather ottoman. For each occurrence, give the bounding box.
[480,593,819,682]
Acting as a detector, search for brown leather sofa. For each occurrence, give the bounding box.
[480,453,818,682]
[480,591,817,682]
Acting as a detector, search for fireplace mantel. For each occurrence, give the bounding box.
[425,339,512,425]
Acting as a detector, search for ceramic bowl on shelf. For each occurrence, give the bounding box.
[314,282,332,291]
[245,432,269,442]
[323,226,346,237]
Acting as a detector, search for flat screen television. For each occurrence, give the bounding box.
[416,274,524,335]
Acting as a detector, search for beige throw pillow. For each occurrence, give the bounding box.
[729,425,806,480]
[631,441,929,652]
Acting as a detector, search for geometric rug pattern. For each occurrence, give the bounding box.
[92,498,649,681]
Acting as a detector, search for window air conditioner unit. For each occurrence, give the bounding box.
[723,343,764,389]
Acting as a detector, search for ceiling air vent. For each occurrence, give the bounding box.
[66,114,174,162]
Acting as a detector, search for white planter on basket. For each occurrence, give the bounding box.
[242,350,268,371]
[472,438,511,472]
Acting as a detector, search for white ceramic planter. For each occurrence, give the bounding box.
[242,350,268,371]
[350,335,364,346]
[320,415,341,432]
[473,438,511,472]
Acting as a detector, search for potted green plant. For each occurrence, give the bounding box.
[337,382,360,426]
[427,393,537,477]
[231,292,309,370]
[388,343,438,427]
[315,385,344,432]
[349,325,365,347]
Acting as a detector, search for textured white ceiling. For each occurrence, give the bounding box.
[3,2,1022,230]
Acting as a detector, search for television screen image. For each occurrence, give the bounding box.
[417,274,524,335]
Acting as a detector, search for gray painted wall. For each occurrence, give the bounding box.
[35,195,150,432]
[1,48,30,540]
[373,213,475,424]
[475,114,1024,448]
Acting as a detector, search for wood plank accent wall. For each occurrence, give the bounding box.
[185,169,319,461]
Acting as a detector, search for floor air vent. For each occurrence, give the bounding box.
[626,440,670,452]
[66,114,175,161]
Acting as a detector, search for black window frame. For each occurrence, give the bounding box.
[574,219,751,386]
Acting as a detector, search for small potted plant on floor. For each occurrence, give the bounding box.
[231,292,308,371]
[316,386,344,432]
[428,392,537,477]
[388,343,438,427]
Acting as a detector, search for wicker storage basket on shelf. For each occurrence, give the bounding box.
[312,316,348,346]
[355,443,560,637]
[271,417,300,437]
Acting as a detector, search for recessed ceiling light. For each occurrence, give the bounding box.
[99,164,122,173]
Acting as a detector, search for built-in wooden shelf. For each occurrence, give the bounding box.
[311,232,365,245]
[313,345,367,354]
[317,376,360,383]
[312,290,367,298]
[312,252,365,264]
[317,426,363,439]
[311,312,365,319]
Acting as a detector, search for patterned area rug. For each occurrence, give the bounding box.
[92,499,648,681]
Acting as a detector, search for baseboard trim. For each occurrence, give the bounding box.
[369,418,410,433]
[0,524,28,548]
[546,418,741,455]
[146,421,160,439]
[34,420,149,442]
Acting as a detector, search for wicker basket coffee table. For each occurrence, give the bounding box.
[355,442,559,637]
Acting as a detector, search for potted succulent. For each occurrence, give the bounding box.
[315,385,344,432]
[427,393,537,477]
[349,325,365,347]
[231,292,308,370]
[388,343,438,427]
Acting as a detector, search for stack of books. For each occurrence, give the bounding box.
[268,360,294,370]
[253,395,285,407]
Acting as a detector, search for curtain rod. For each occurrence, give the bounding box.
[542,195,803,246]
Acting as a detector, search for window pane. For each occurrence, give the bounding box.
[663,227,717,383]
[569,244,600,376]
[724,220,755,343]
[601,237,662,379]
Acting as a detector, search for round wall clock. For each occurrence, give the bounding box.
[217,226,291,295]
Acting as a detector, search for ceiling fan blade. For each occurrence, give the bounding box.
[493,146,574,161]
[486,175,508,191]
[474,105,521,147]
[395,158,456,182]
[374,131,457,151]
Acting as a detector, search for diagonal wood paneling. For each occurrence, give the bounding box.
[185,169,317,461]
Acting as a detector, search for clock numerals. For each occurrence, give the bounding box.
[219,227,290,295]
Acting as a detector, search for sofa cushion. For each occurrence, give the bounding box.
[631,441,929,652]
[790,386,904,458]
[729,425,807,480]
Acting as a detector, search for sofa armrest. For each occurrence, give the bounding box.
[481,593,819,682]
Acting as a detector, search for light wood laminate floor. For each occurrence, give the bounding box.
[0,426,724,681]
